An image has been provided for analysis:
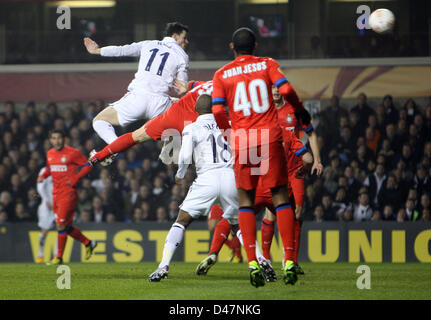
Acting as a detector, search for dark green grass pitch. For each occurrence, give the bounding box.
[0,262,430,300]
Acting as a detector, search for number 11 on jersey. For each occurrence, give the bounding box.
[145,48,170,76]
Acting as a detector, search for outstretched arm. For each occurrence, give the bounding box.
[84,37,143,57]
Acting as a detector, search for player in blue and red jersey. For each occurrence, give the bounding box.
[211,27,305,287]
[259,86,323,274]
[37,129,96,264]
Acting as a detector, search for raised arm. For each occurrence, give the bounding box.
[83,37,143,57]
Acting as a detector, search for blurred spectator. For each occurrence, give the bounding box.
[404,198,420,221]
[140,201,151,220]
[382,205,396,221]
[0,191,14,221]
[403,98,420,125]
[397,208,406,222]
[413,166,431,196]
[313,206,324,222]
[333,187,353,220]
[323,168,338,196]
[91,196,107,223]
[351,93,375,134]
[353,192,373,222]
[126,149,142,170]
[365,126,381,156]
[342,209,353,222]
[106,213,116,223]
[382,95,399,125]
[168,200,179,221]
[371,210,381,221]
[319,95,348,141]
[422,209,430,222]
[363,163,386,208]
[419,193,430,216]
[378,174,404,211]
[156,207,169,223]
[78,210,92,223]
[321,194,336,220]
[14,202,33,222]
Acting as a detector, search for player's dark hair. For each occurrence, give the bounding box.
[232,27,256,55]
[164,22,189,37]
[49,129,65,138]
[195,94,212,115]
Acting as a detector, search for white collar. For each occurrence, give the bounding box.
[197,114,215,121]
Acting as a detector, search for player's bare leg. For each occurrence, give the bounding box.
[237,188,265,288]
[270,185,298,285]
[149,210,193,282]
[92,107,121,144]
[208,218,220,235]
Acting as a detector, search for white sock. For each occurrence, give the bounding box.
[93,120,118,144]
[236,230,264,262]
[39,233,46,258]
[159,223,185,268]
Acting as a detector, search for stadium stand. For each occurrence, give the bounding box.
[1,94,430,224]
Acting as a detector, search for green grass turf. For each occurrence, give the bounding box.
[0,262,430,300]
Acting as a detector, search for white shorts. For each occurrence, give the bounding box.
[110,91,172,126]
[37,204,55,230]
[180,168,239,224]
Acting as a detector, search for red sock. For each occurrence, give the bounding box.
[68,226,90,246]
[261,218,275,260]
[96,132,135,161]
[209,219,231,255]
[293,220,302,264]
[238,208,257,263]
[57,230,68,259]
[275,205,295,263]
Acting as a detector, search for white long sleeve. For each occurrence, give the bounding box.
[100,41,145,57]
[176,129,194,179]
[37,168,53,203]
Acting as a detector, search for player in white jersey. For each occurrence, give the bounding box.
[83,22,189,146]
[36,167,55,263]
[149,95,239,282]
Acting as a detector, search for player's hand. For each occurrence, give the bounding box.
[84,37,101,55]
[66,176,79,188]
[294,166,306,179]
[175,176,184,185]
[36,176,45,183]
[311,162,324,176]
[173,79,188,96]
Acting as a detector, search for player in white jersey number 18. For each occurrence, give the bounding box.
[148,94,239,282]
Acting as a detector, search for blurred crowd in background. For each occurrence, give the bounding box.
[1,92,431,224]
